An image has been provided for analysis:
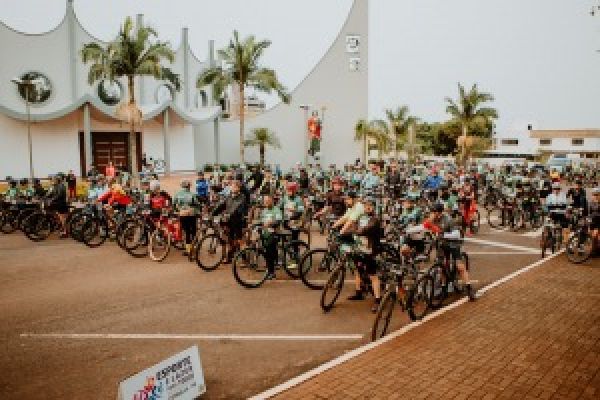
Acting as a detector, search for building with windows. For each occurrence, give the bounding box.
[0,0,368,178]
[493,127,600,161]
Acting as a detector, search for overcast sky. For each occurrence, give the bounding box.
[1,0,599,136]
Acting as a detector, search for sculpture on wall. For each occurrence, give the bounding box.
[308,111,322,157]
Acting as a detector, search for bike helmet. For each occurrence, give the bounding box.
[346,191,358,199]
[552,182,561,190]
[19,178,28,185]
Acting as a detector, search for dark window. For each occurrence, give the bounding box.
[539,139,552,146]
[501,139,519,146]
[572,139,584,146]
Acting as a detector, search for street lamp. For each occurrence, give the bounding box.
[11,77,43,180]
[299,104,312,165]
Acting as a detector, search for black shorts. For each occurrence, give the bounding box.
[49,204,69,214]
[441,243,463,262]
[549,213,569,229]
[351,252,378,275]
[227,223,245,241]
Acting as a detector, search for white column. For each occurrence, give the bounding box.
[214,118,220,165]
[163,110,171,175]
[83,104,92,176]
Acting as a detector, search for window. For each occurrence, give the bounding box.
[539,139,552,146]
[501,139,519,146]
[572,139,584,146]
[197,90,208,108]
[17,71,52,104]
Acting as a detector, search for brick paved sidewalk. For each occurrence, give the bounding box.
[270,256,600,400]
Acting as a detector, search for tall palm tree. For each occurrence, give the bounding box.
[243,127,281,166]
[81,16,180,175]
[354,119,392,162]
[198,31,290,164]
[385,106,419,159]
[445,83,498,164]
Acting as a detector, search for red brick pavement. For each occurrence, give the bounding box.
[269,255,600,399]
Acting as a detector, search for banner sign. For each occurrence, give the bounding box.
[117,345,206,400]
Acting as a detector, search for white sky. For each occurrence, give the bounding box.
[1,0,600,137]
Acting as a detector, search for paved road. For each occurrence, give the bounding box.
[0,220,570,399]
[271,255,600,400]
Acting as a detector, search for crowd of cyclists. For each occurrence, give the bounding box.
[1,158,599,337]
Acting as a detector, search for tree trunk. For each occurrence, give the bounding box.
[239,84,245,165]
[395,135,399,161]
[364,137,368,164]
[128,75,139,176]
[259,144,265,167]
[461,124,468,167]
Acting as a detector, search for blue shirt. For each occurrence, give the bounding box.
[423,175,443,190]
[196,179,209,197]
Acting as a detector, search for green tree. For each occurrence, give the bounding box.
[243,127,281,166]
[354,119,392,161]
[384,106,419,159]
[198,31,290,164]
[81,16,180,175]
[445,83,498,164]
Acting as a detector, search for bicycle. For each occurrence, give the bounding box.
[540,214,564,258]
[427,234,476,309]
[232,224,309,288]
[371,257,434,341]
[566,216,596,264]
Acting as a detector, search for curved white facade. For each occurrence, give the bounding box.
[0,0,368,178]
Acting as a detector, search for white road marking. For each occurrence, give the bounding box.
[19,333,364,341]
[249,250,565,400]
[464,237,539,253]
[522,228,543,238]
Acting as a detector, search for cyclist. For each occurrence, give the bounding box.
[19,179,34,199]
[314,176,346,220]
[567,180,587,216]
[545,182,570,245]
[260,194,283,280]
[212,179,248,262]
[345,197,383,312]
[424,203,474,297]
[45,175,69,238]
[279,182,304,246]
[32,179,46,198]
[97,183,132,210]
[174,180,199,256]
[423,168,443,201]
[3,180,19,199]
[195,172,210,204]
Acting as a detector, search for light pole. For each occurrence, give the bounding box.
[11,77,42,180]
[299,104,312,166]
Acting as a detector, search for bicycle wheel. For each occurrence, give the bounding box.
[541,229,551,258]
[195,233,226,271]
[320,264,346,312]
[566,234,593,264]
[122,223,149,258]
[282,240,309,279]
[0,210,18,234]
[299,248,334,290]
[23,213,50,242]
[68,213,89,242]
[487,207,504,229]
[371,290,396,341]
[82,218,109,248]
[149,228,172,262]
[232,248,268,288]
[407,274,433,321]
[428,264,447,309]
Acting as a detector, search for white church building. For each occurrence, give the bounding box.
[0,0,368,179]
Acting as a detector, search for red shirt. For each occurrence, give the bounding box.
[98,191,131,206]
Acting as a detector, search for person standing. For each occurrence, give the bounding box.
[174,180,199,256]
[66,170,77,200]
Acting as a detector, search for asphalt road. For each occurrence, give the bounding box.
[0,220,575,399]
